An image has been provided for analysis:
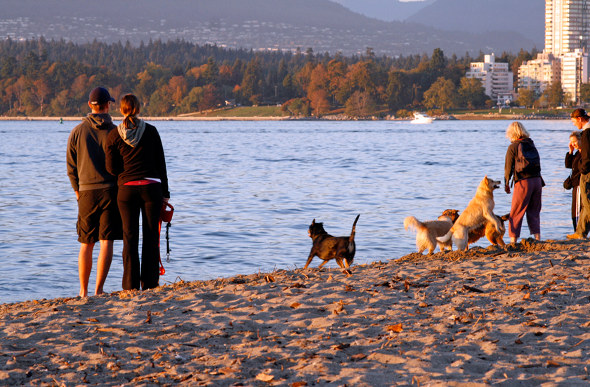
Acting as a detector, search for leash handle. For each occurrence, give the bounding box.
[166,222,171,262]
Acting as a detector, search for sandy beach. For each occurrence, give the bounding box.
[1,238,589,386]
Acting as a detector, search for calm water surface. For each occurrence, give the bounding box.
[0,119,577,304]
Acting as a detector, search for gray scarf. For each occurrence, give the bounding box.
[117,119,146,147]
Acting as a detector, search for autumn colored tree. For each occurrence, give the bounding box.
[0,38,541,117]
[293,62,315,98]
[309,89,331,117]
[327,59,347,104]
[168,75,188,108]
[32,78,51,114]
[345,90,377,118]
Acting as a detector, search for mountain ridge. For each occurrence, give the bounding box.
[0,0,539,55]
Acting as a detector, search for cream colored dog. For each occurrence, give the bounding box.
[404,209,459,254]
[439,176,502,251]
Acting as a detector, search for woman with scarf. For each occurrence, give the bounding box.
[106,94,170,291]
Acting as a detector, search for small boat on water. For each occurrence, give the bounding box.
[410,112,434,124]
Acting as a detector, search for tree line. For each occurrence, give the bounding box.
[0,38,543,118]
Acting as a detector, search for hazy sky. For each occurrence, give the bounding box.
[331,0,432,21]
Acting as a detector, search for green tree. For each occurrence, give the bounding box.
[386,70,411,111]
[202,57,219,85]
[423,77,458,111]
[181,86,204,112]
[430,48,447,75]
[580,83,590,104]
[457,77,487,109]
[240,56,263,105]
[282,98,310,117]
[516,88,536,108]
[546,80,564,108]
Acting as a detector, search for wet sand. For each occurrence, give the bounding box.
[1,238,589,385]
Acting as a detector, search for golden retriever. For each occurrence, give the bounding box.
[439,176,502,251]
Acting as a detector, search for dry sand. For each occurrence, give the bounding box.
[1,238,589,386]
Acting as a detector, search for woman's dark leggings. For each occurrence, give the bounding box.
[118,183,163,290]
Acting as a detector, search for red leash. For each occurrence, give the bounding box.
[158,202,174,275]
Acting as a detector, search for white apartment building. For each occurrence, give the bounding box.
[518,53,561,95]
[466,54,514,103]
[545,0,589,57]
[561,49,589,102]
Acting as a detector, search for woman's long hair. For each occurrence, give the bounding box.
[120,94,141,128]
[506,121,530,142]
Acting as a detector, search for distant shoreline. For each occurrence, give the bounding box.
[0,114,569,122]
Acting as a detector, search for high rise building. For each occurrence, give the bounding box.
[466,54,514,103]
[523,0,590,103]
[561,49,589,101]
[545,0,589,57]
[518,53,561,94]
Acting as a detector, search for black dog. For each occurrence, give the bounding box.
[304,214,360,269]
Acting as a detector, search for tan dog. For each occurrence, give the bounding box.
[439,176,502,251]
[404,209,459,254]
[468,213,509,247]
[441,211,510,248]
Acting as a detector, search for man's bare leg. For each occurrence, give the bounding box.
[95,240,113,295]
[78,243,95,297]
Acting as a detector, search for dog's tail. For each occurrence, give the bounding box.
[403,216,427,234]
[349,214,360,242]
[437,227,453,243]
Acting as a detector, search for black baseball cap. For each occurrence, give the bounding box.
[89,87,115,105]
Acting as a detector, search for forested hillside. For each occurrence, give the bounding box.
[0,39,540,118]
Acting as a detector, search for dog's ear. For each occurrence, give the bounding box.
[501,214,510,221]
[312,219,315,225]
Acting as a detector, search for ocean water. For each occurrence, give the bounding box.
[0,119,577,304]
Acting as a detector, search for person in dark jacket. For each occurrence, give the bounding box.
[504,121,543,244]
[106,94,170,291]
[565,131,582,230]
[67,87,121,297]
[567,108,590,239]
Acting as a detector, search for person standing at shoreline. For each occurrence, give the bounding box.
[67,87,121,297]
[106,94,170,291]
[504,121,543,244]
[567,108,590,239]
[565,131,582,230]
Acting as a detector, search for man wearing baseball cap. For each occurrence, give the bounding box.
[568,108,590,239]
[67,86,121,297]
